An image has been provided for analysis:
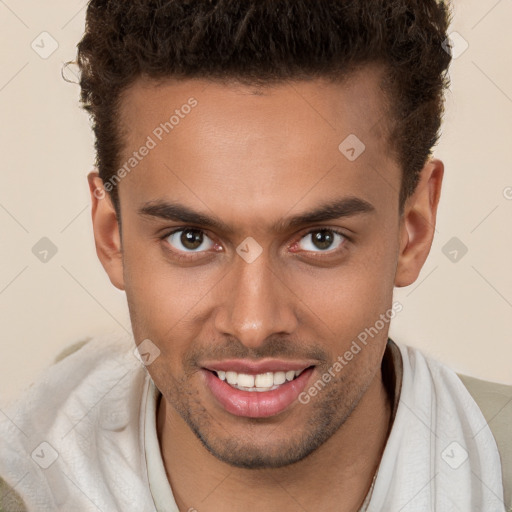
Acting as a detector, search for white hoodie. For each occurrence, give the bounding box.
[0,334,506,511]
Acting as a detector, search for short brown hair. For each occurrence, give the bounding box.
[74,0,452,215]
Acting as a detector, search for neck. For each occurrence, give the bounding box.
[158,368,392,512]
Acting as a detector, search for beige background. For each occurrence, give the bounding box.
[0,0,511,405]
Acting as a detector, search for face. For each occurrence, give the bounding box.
[89,65,442,469]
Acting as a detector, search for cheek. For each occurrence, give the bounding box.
[123,248,223,373]
[123,242,217,326]
[288,242,396,337]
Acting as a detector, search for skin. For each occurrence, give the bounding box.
[88,64,443,511]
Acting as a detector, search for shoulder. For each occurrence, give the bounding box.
[456,373,512,445]
[0,475,27,512]
[397,342,511,454]
[392,341,511,510]
[456,373,512,409]
[0,334,149,511]
[2,334,141,434]
[457,373,512,512]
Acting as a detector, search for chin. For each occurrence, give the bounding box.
[183,399,349,469]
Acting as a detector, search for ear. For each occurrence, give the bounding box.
[87,169,125,290]
[395,158,444,288]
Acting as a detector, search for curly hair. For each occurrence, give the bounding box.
[74,0,453,215]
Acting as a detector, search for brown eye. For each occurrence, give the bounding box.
[165,228,214,252]
[298,229,345,252]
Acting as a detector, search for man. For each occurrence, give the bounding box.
[0,1,510,511]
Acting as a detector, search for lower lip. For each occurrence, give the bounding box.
[202,368,314,418]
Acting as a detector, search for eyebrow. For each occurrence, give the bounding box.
[138,196,376,234]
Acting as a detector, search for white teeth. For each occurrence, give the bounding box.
[226,371,238,385]
[254,372,274,388]
[273,371,286,385]
[237,373,255,388]
[216,368,307,389]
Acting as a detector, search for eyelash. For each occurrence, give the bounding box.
[159,227,350,261]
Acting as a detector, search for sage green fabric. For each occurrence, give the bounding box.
[0,477,26,512]
[457,373,512,511]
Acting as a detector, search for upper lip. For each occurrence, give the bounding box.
[202,359,316,374]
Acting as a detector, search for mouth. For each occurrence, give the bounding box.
[213,368,307,392]
[201,363,315,418]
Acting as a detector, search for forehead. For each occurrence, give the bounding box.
[116,65,400,224]
[120,64,391,149]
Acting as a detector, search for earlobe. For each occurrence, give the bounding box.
[394,159,444,288]
[87,169,125,290]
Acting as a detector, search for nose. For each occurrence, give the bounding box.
[213,250,298,350]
